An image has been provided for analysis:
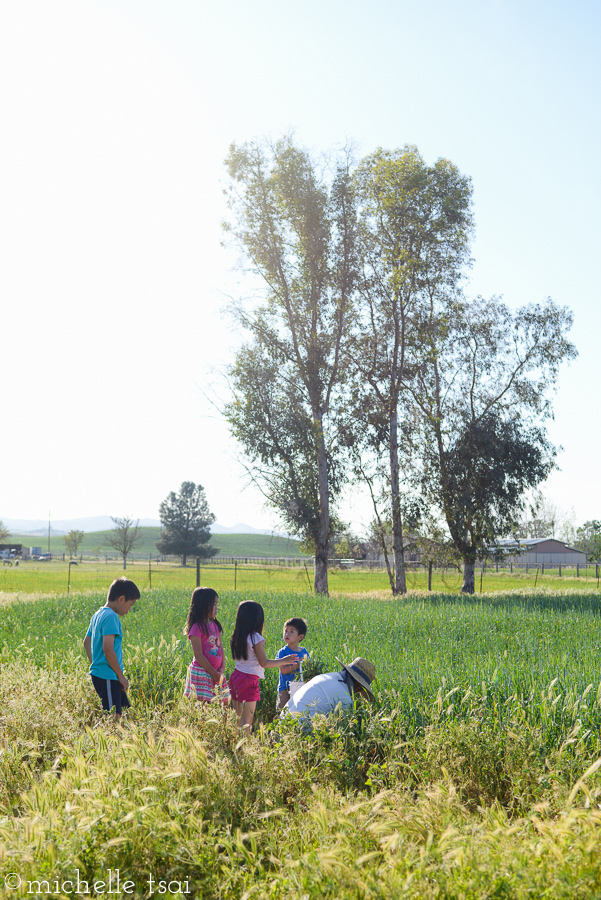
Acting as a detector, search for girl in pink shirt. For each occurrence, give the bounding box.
[184,587,227,703]
[229,600,298,733]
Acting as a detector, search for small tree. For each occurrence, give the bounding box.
[575,521,601,561]
[63,529,85,558]
[106,516,142,570]
[0,520,11,543]
[156,482,218,566]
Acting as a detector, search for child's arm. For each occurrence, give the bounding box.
[189,636,222,684]
[254,641,299,670]
[279,653,301,675]
[83,635,93,664]
[102,634,129,692]
[279,647,308,674]
[217,634,226,675]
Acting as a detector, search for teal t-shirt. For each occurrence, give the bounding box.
[86,606,123,680]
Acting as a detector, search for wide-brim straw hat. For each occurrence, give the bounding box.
[335,656,376,697]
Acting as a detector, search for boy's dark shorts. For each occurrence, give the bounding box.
[91,675,131,714]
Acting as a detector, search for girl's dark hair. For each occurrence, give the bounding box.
[184,587,222,636]
[230,600,264,660]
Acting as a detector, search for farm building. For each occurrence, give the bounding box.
[0,543,27,560]
[495,538,586,566]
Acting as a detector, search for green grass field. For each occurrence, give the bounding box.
[4,586,601,897]
[1,555,599,597]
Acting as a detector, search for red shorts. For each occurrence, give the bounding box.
[229,668,261,703]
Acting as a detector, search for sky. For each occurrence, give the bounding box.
[1,0,599,534]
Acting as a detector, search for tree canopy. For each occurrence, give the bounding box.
[575,521,601,561]
[156,481,217,566]
[222,135,577,595]
[410,296,576,592]
[347,145,473,593]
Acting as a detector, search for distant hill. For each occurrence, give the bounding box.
[3,516,289,538]
[11,527,303,559]
[211,533,304,558]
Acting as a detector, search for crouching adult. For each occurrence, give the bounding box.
[282,656,376,721]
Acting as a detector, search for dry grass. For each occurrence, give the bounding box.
[0,590,58,607]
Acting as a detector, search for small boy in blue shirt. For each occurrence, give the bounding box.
[275,617,310,711]
[83,576,140,719]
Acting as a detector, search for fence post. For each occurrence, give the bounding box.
[541,563,544,574]
[577,564,579,577]
[234,560,237,591]
[149,559,152,589]
[196,557,200,588]
[510,561,513,574]
[559,563,562,577]
[428,561,432,591]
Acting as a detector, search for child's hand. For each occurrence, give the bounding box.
[119,674,129,692]
[280,654,299,669]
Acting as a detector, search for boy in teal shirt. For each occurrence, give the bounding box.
[83,577,140,719]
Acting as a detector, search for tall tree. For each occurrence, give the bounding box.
[156,481,218,566]
[63,529,85,558]
[223,136,358,594]
[347,145,473,593]
[106,516,142,570]
[410,296,577,592]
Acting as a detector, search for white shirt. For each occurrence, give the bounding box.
[234,633,265,678]
[285,672,352,717]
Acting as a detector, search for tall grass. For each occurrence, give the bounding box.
[3,588,601,897]
[3,587,601,740]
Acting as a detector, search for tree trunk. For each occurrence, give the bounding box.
[314,544,329,595]
[122,555,127,570]
[314,412,330,595]
[182,553,187,567]
[390,409,407,595]
[461,559,475,593]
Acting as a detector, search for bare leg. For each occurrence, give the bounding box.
[239,700,256,735]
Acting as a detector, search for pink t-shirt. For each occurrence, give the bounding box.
[234,632,265,679]
[188,620,223,670]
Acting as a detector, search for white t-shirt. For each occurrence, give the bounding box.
[284,672,352,717]
[234,632,265,678]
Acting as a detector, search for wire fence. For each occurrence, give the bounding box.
[3,555,600,596]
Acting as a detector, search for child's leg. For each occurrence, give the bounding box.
[276,689,290,711]
[239,700,257,734]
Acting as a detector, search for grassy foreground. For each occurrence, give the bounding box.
[3,587,601,898]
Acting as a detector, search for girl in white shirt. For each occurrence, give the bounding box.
[229,600,298,733]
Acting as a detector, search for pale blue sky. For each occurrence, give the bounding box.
[1,0,599,531]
